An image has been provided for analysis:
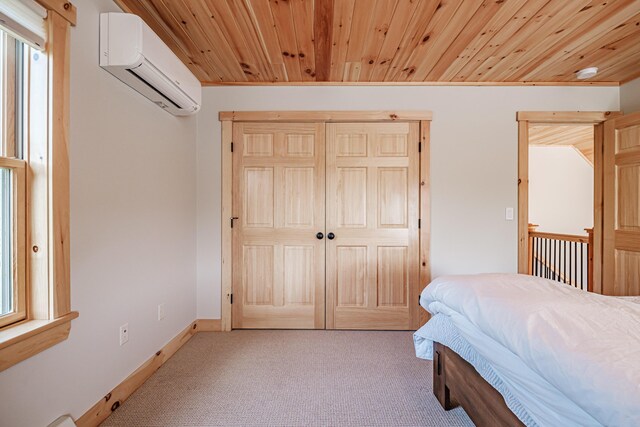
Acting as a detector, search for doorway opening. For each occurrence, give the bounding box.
[517,111,620,294]
[527,124,595,290]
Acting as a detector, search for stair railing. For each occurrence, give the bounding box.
[528,224,593,292]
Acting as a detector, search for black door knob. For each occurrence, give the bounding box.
[316,232,324,240]
[327,232,335,240]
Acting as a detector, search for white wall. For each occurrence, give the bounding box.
[621,77,640,113]
[0,0,198,425]
[529,146,593,235]
[196,86,619,319]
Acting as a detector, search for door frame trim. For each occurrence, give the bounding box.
[219,110,433,122]
[516,111,621,294]
[220,111,432,331]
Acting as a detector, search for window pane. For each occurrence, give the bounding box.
[0,29,26,159]
[0,23,28,325]
[0,167,12,316]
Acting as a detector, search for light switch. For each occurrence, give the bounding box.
[505,207,514,221]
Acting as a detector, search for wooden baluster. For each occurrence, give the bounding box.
[573,242,578,288]
[585,228,594,292]
[553,240,561,281]
[536,236,540,277]
[551,240,556,281]
[552,240,556,279]
[544,239,553,279]
[560,240,567,283]
[580,242,584,290]
[563,240,567,284]
[569,242,573,285]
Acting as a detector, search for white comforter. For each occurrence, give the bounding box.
[422,273,640,427]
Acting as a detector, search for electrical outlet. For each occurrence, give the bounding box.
[119,323,129,346]
[158,303,166,320]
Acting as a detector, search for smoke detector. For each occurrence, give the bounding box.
[576,67,598,80]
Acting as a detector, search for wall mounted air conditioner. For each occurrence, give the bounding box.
[99,12,201,116]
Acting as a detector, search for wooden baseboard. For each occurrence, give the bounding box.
[76,321,199,427]
[197,319,222,331]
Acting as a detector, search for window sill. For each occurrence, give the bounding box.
[0,311,78,371]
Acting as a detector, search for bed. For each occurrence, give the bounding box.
[413,273,640,427]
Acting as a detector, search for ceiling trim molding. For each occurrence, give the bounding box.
[204,81,619,87]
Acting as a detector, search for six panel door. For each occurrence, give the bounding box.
[232,122,326,328]
[603,112,640,296]
[325,123,420,329]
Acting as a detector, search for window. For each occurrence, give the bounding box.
[0,0,76,372]
[0,31,27,329]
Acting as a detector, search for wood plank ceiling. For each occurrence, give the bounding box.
[115,0,640,85]
[529,125,594,164]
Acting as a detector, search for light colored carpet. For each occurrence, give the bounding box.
[102,330,473,426]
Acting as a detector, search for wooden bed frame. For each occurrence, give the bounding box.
[433,342,525,427]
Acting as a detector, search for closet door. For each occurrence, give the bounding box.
[326,123,420,329]
[603,112,640,296]
[232,122,325,328]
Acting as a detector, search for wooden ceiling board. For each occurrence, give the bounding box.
[621,61,640,83]
[476,0,593,81]
[355,0,398,82]
[185,1,250,81]
[379,0,441,81]
[241,0,292,80]
[596,47,640,80]
[368,0,421,81]
[343,0,379,81]
[487,0,610,81]
[451,0,551,81]
[529,125,593,143]
[344,0,378,63]
[246,0,288,82]
[564,29,640,81]
[328,0,355,80]
[269,0,304,81]
[420,0,506,81]
[435,0,530,81]
[529,125,595,164]
[290,0,316,81]
[457,0,570,81]
[391,0,468,81]
[516,0,640,81]
[204,1,265,81]
[313,0,333,81]
[116,0,640,84]
[528,12,640,81]
[160,0,237,81]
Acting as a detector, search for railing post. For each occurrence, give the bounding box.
[528,224,538,275]
[585,228,594,292]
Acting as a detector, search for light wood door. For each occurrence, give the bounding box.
[325,123,420,329]
[232,122,325,328]
[603,112,640,296]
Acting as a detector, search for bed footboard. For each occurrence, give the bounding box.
[433,342,524,427]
